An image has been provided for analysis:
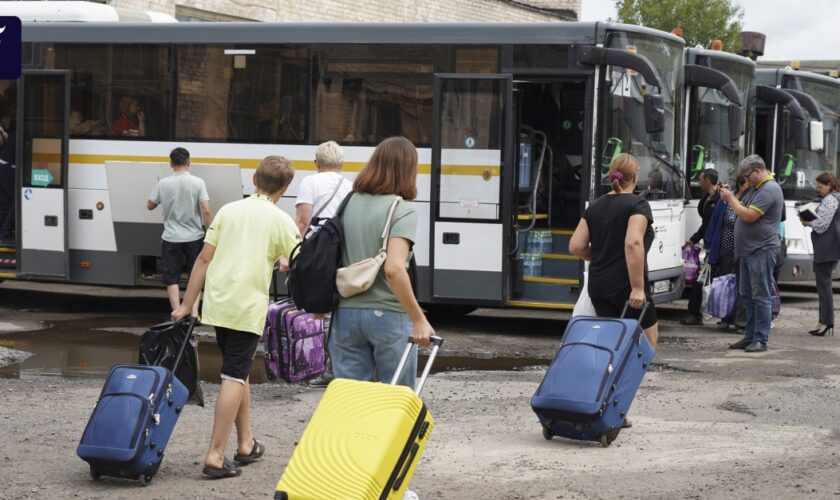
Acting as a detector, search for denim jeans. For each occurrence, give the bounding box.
[330,307,416,388]
[739,247,780,343]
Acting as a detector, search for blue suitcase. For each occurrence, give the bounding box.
[77,318,195,485]
[531,304,654,447]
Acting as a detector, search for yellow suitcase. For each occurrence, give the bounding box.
[275,336,443,500]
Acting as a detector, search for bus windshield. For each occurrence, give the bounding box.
[778,78,840,200]
[599,31,684,200]
[687,58,753,188]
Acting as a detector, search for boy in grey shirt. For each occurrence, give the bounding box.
[147,147,212,318]
[719,155,783,352]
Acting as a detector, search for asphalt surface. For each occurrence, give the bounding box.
[0,280,839,499]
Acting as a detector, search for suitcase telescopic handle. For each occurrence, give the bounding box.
[391,335,444,396]
[620,301,650,342]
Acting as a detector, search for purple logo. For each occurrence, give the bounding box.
[0,17,22,80]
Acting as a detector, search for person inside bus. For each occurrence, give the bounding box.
[801,171,840,337]
[69,89,105,136]
[720,155,784,353]
[171,156,300,479]
[113,95,146,137]
[147,147,212,319]
[569,152,658,347]
[294,141,352,388]
[680,168,720,326]
[0,95,16,245]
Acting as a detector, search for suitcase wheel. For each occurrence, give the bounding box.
[139,473,153,486]
[541,426,553,441]
[89,466,102,481]
[598,434,611,447]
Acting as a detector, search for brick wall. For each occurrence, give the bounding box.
[110,0,580,23]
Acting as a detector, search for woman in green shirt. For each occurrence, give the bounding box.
[331,136,435,388]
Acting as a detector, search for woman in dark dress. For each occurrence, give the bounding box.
[569,153,658,348]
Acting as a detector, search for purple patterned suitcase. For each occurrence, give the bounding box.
[264,299,327,383]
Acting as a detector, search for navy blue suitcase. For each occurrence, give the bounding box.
[531,304,654,447]
[77,318,195,485]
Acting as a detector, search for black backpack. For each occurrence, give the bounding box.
[287,192,353,314]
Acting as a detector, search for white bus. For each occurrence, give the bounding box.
[2,21,687,313]
[682,48,755,240]
[752,67,840,282]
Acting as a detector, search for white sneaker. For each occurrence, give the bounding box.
[402,490,419,500]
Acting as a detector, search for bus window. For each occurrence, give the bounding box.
[175,45,309,143]
[454,47,500,74]
[312,45,447,147]
[512,45,569,69]
[53,44,171,140]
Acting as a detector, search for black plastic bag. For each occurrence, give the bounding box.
[139,320,205,406]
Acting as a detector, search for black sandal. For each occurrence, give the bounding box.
[202,458,242,479]
[234,438,265,465]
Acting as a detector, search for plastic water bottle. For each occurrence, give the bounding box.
[522,254,542,277]
[539,231,554,254]
[526,232,541,254]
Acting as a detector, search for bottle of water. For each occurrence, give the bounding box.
[522,254,542,277]
[539,230,554,254]
[526,232,540,254]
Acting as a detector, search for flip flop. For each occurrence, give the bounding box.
[202,458,242,479]
[233,438,266,465]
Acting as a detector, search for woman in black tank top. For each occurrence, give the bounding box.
[569,153,658,348]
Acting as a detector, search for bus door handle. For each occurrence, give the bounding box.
[443,232,460,244]
[44,215,58,227]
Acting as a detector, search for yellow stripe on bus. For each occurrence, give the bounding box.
[506,300,575,310]
[522,276,580,285]
[34,153,500,177]
[0,272,16,279]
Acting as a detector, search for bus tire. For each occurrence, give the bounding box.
[421,303,478,318]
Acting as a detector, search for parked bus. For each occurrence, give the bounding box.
[682,47,755,241]
[2,21,687,313]
[752,67,840,282]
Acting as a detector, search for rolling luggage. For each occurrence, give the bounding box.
[274,336,444,500]
[263,298,327,383]
[77,317,197,485]
[531,303,654,447]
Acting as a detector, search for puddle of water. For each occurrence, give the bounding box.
[0,325,548,383]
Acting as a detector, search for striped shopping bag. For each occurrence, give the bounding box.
[705,273,737,319]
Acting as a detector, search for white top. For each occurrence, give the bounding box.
[295,171,352,220]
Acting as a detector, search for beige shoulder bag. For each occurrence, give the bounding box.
[336,196,402,298]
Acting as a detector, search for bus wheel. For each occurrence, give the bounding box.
[422,303,478,318]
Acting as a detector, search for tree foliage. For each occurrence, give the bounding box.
[614,0,744,53]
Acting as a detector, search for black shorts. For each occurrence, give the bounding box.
[590,290,658,330]
[161,238,204,286]
[215,327,260,384]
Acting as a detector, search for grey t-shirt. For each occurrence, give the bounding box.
[149,171,210,243]
[340,193,417,313]
[734,176,783,258]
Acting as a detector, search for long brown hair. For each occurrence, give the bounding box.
[816,171,840,193]
[353,136,418,200]
[608,153,639,192]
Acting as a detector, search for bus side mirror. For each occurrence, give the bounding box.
[644,93,665,134]
[794,119,809,150]
[810,120,824,152]
[728,107,744,145]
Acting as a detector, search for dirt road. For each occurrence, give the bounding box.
[0,281,839,499]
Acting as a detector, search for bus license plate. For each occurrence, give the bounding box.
[653,280,670,294]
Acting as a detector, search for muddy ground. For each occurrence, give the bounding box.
[0,281,839,499]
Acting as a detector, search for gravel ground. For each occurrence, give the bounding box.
[0,281,839,499]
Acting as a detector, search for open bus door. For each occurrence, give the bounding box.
[17,70,70,279]
[429,74,512,304]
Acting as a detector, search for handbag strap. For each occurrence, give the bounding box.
[311,177,347,221]
[378,196,403,253]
